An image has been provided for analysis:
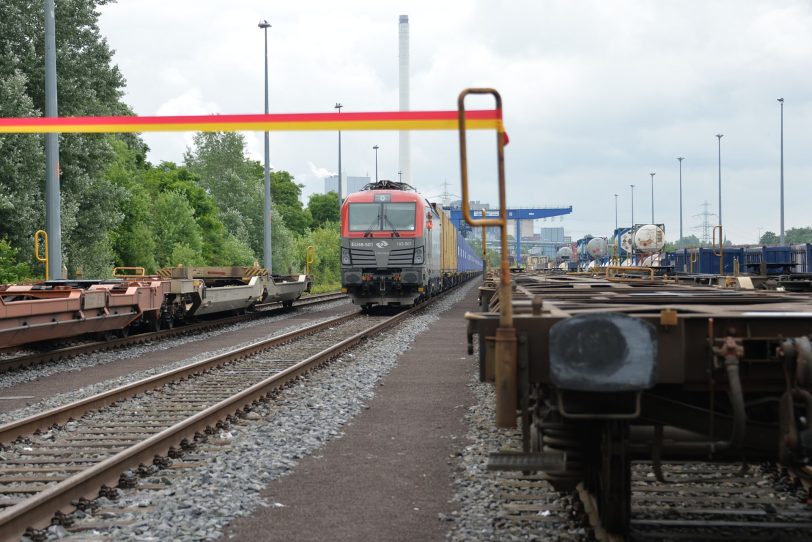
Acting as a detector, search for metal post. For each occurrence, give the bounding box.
[614,194,618,233]
[677,157,684,243]
[44,0,62,280]
[716,134,723,233]
[614,193,619,265]
[335,102,343,221]
[650,171,655,224]
[457,88,514,428]
[779,98,784,245]
[373,145,379,182]
[259,20,273,272]
[515,218,521,268]
[630,184,635,229]
[630,184,635,265]
[481,209,487,273]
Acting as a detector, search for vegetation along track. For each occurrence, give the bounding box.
[0,290,446,540]
[0,292,347,374]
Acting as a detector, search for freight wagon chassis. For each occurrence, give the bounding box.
[467,276,812,537]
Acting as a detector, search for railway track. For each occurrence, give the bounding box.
[0,292,346,374]
[488,461,812,542]
[0,293,437,540]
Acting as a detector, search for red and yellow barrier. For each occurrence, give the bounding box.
[0,109,503,134]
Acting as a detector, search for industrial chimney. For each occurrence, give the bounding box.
[398,15,410,185]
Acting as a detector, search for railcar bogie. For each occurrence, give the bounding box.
[468,272,812,537]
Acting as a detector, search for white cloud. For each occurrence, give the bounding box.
[98,0,812,243]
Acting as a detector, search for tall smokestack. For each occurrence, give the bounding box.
[398,15,410,185]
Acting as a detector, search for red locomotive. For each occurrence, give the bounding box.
[340,180,479,308]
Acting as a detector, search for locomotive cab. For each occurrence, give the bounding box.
[340,181,439,308]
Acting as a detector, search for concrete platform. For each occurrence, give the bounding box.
[219,287,479,541]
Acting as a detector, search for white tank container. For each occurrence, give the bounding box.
[634,224,665,254]
[620,231,634,254]
[586,237,608,259]
[556,246,573,261]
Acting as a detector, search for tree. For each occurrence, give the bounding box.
[0,0,136,278]
[760,231,779,245]
[307,192,339,228]
[0,238,31,283]
[291,222,340,288]
[786,227,812,245]
[152,190,204,268]
[271,170,311,235]
[0,70,43,257]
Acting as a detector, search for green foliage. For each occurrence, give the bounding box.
[271,170,311,235]
[269,201,297,275]
[152,190,204,268]
[0,238,31,283]
[0,0,132,277]
[307,191,339,229]
[0,70,44,254]
[759,229,812,246]
[291,222,340,285]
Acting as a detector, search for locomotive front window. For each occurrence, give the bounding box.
[383,203,416,231]
[348,203,382,232]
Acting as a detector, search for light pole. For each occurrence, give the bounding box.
[614,193,619,262]
[716,134,723,232]
[630,184,635,264]
[649,171,655,224]
[398,171,402,182]
[335,102,343,220]
[778,98,784,245]
[373,145,379,182]
[630,184,635,227]
[677,157,684,243]
[44,0,62,279]
[258,19,272,272]
[614,193,619,232]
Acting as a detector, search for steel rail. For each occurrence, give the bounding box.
[0,291,444,539]
[0,309,359,444]
[0,292,347,374]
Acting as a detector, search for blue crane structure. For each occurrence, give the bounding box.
[446,206,573,265]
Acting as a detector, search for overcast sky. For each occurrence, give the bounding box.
[97,0,812,244]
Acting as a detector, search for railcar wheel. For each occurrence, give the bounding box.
[147,314,161,333]
[597,420,631,537]
[116,326,130,339]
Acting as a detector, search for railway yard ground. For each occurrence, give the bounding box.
[1,280,571,542]
[4,279,809,541]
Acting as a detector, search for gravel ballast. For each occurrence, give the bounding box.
[0,300,353,425]
[27,281,587,541]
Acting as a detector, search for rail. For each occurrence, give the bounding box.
[0,286,453,539]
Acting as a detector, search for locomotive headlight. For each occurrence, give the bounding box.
[341,248,351,265]
[414,246,424,264]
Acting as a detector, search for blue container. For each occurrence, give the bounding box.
[791,244,812,274]
[744,246,792,275]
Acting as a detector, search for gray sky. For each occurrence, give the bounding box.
[97,0,812,244]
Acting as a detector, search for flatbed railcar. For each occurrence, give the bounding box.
[467,271,812,537]
[0,266,311,347]
[340,180,479,308]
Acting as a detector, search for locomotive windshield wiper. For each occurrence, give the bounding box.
[363,214,381,238]
[383,215,401,237]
